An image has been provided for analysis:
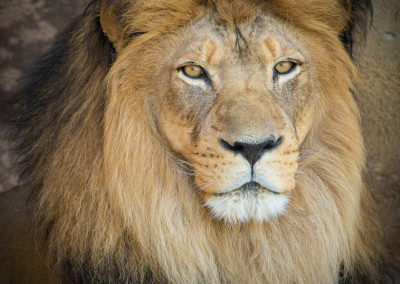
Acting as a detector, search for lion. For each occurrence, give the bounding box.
[0,0,390,283]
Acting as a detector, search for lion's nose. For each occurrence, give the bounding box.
[219,136,283,166]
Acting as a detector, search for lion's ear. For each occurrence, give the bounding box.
[312,0,372,35]
[276,0,372,54]
[338,0,373,54]
[100,0,125,52]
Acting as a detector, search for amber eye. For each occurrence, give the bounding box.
[274,61,296,75]
[182,64,204,79]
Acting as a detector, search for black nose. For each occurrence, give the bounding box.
[219,136,283,166]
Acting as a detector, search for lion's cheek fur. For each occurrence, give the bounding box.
[160,115,194,155]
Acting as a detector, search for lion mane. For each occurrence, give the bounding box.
[1,0,386,283]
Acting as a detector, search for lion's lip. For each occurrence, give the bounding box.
[214,182,280,196]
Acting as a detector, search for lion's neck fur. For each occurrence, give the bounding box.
[9,3,381,284]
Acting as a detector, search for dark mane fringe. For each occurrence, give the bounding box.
[84,0,103,15]
[339,0,373,57]
[1,2,113,200]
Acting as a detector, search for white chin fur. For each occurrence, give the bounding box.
[205,192,289,223]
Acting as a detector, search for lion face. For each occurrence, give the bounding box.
[119,13,315,223]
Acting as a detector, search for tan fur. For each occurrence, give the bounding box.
[5,0,383,283]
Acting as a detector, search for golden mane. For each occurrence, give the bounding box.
[2,0,384,283]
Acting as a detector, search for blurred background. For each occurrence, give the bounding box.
[0,0,399,263]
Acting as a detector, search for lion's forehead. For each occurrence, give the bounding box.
[176,13,305,64]
[167,14,309,112]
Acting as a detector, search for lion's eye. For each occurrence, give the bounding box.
[182,64,204,79]
[274,61,296,75]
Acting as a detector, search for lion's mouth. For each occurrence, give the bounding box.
[214,182,280,197]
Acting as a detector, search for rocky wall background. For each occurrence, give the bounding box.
[0,0,399,263]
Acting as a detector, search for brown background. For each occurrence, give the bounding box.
[0,0,399,263]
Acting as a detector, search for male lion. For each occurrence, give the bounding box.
[0,0,392,283]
